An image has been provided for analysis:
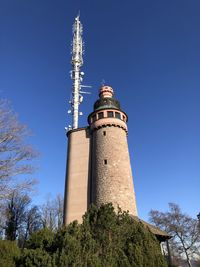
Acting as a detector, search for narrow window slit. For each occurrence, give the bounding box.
[104,159,107,165]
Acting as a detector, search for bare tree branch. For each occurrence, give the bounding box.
[0,99,38,200]
[149,203,200,267]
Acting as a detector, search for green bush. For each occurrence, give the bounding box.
[0,240,20,267]
[26,227,54,251]
[17,248,52,267]
[16,204,167,267]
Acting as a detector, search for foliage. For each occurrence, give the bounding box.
[1,191,62,247]
[4,190,42,248]
[5,191,31,241]
[26,228,54,250]
[17,203,167,267]
[0,240,20,267]
[149,203,200,267]
[17,248,52,267]
[21,205,43,244]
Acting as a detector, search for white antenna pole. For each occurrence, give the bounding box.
[70,15,84,129]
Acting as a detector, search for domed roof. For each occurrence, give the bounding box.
[94,97,120,111]
[93,85,121,111]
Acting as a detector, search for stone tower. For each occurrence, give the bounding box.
[63,85,137,225]
[88,86,137,215]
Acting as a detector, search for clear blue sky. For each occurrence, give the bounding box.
[0,0,200,221]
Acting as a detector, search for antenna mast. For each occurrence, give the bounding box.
[69,15,84,129]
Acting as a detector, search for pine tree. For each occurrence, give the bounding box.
[17,203,167,267]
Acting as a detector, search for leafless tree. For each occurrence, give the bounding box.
[19,205,42,247]
[149,203,200,267]
[41,194,63,230]
[0,98,39,241]
[0,99,37,200]
[1,188,42,248]
[5,190,31,241]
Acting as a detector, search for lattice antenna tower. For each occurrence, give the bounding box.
[67,15,86,130]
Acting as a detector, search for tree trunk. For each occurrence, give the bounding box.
[166,240,173,267]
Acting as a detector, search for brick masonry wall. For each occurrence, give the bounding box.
[91,126,138,216]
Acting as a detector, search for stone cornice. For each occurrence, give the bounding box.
[90,117,128,134]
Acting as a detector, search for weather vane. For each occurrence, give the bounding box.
[101,79,106,86]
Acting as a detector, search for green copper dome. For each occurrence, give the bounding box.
[93,97,121,111]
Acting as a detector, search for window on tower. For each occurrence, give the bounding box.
[92,114,96,122]
[98,112,104,119]
[104,159,107,165]
[115,112,121,119]
[107,111,114,118]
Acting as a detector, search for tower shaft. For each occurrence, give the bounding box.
[91,126,137,215]
[88,86,137,216]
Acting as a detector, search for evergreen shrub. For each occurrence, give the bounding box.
[17,203,167,267]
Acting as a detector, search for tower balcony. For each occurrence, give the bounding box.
[88,109,128,133]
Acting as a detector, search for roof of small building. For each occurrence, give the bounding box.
[130,215,171,242]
